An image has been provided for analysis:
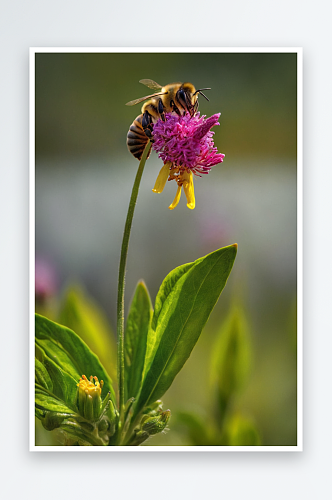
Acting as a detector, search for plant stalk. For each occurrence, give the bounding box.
[117,143,152,417]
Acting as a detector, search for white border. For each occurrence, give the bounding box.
[297,49,303,452]
[29,47,303,452]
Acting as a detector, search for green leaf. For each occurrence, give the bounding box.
[143,261,195,379]
[58,284,117,382]
[35,343,79,413]
[225,414,261,446]
[35,314,116,407]
[210,304,251,403]
[35,386,75,415]
[135,244,237,416]
[124,281,152,400]
[35,356,53,391]
[176,411,212,446]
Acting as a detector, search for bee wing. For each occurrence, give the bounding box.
[139,79,163,91]
[125,92,167,106]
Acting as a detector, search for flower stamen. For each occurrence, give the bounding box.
[77,374,104,396]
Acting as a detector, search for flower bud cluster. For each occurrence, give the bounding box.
[76,374,119,436]
[141,410,171,435]
[39,374,118,445]
[128,402,171,445]
[69,374,118,444]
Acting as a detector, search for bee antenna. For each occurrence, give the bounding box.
[193,88,211,101]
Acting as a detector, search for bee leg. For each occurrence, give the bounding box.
[158,99,166,121]
[142,110,155,141]
[170,99,181,116]
[141,110,151,130]
[145,128,153,140]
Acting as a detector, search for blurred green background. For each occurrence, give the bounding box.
[35,52,297,446]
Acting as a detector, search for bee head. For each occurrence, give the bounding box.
[177,85,211,117]
[177,87,197,117]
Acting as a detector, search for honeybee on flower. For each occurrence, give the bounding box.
[126,79,225,210]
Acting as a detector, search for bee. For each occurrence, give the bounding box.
[126,79,210,160]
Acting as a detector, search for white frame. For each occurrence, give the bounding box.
[29,47,303,452]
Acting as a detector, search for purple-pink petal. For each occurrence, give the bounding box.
[193,113,221,141]
[152,112,224,174]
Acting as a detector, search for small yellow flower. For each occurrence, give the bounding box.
[77,375,104,420]
[77,374,104,396]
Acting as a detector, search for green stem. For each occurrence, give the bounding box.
[117,142,152,417]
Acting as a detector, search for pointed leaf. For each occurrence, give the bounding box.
[176,411,212,446]
[225,414,261,446]
[143,262,195,379]
[58,284,117,381]
[210,304,251,401]
[35,343,79,412]
[35,386,75,415]
[35,356,53,392]
[135,244,237,416]
[124,281,152,400]
[35,313,116,405]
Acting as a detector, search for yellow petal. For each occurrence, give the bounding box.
[152,162,172,193]
[182,171,195,210]
[169,185,182,210]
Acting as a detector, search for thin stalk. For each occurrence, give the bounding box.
[117,142,152,417]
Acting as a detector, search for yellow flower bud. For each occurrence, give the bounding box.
[76,375,104,421]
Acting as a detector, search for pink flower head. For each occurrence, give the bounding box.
[35,258,57,301]
[151,112,225,210]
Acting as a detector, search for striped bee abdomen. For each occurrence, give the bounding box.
[127,114,150,160]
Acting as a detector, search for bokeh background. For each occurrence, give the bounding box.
[35,52,297,446]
